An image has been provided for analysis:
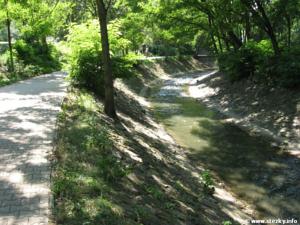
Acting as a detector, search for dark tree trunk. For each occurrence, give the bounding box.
[227,31,243,50]
[245,11,251,41]
[217,34,223,53]
[208,16,218,54]
[219,27,231,51]
[212,20,223,53]
[96,0,117,119]
[242,0,280,56]
[5,0,14,72]
[41,36,49,54]
[286,15,291,49]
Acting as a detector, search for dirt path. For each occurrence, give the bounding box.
[0,72,67,225]
[149,70,300,224]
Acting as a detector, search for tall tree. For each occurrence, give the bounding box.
[241,0,280,55]
[96,0,117,119]
[4,0,14,72]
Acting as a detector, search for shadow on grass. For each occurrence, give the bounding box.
[151,92,300,220]
[53,88,236,225]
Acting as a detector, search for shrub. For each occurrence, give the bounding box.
[67,20,137,97]
[218,40,274,82]
[14,39,61,73]
[69,48,104,96]
[69,48,137,97]
[201,170,215,195]
[218,51,246,82]
[275,49,300,88]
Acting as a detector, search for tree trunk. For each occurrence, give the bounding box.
[5,0,14,72]
[208,16,218,54]
[227,31,243,50]
[41,36,49,54]
[245,11,251,41]
[241,0,280,56]
[217,34,223,53]
[256,0,280,55]
[286,15,291,49]
[96,0,117,119]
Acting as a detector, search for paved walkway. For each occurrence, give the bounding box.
[0,73,67,225]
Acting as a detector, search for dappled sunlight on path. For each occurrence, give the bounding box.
[0,72,67,224]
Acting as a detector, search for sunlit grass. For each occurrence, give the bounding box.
[52,88,134,225]
[0,72,21,87]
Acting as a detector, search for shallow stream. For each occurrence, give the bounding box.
[149,70,300,222]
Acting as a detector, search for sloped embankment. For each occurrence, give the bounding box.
[53,57,249,225]
[188,72,300,155]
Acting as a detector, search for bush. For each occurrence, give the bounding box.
[201,170,215,195]
[69,48,137,97]
[218,51,246,82]
[275,49,300,88]
[218,40,274,82]
[14,39,61,73]
[69,49,104,96]
[149,44,177,56]
[67,20,137,97]
[219,41,300,88]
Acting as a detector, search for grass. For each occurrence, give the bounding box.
[52,87,229,225]
[0,68,50,87]
[52,57,239,225]
[0,51,61,87]
[52,89,136,225]
[0,72,26,87]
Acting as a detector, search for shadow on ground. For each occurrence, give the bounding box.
[150,76,300,221]
[0,73,67,223]
[193,72,300,151]
[53,86,238,225]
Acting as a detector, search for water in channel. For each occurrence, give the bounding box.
[149,70,300,222]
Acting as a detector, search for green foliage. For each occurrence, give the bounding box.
[11,0,71,41]
[53,90,133,224]
[149,44,177,56]
[66,19,137,96]
[14,39,61,73]
[97,155,132,183]
[0,49,55,87]
[145,185,164,200]
[201,170,215,195]
[69,48,104,96]
[219,39,300,87]
[275,49,300,88]
[222,221,233,225]
[68,47,137,97]
[218,40,274,82]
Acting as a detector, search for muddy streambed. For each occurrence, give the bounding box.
[149,70,300,222]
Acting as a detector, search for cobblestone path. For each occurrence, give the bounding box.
[0,73,67,225]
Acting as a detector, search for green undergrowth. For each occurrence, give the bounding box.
[52,88,194,225]
[0,71,36,87]
[52,89,134,225]
[52,57,236,225]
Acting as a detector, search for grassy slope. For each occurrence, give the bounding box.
[0,72,30,87]
[52,57,234,225]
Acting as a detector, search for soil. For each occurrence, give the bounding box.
[114,57,300,224]
[189,72,300,156]
[112,58,253,224]
[145,69,300,223]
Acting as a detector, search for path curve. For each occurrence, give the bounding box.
[0,72,67,225]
